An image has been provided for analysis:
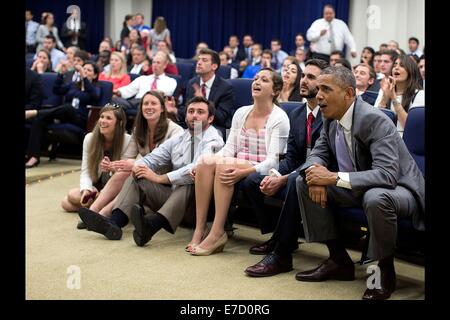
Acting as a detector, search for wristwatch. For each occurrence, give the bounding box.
[335,174,340,185]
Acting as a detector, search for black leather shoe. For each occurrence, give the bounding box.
[78,207,122,240]
[245,253,293,277]
[362,268,396,300]
[76,221,87,230]
[130,205,159,247]
[249,238,276,255]
[295,259,355,282]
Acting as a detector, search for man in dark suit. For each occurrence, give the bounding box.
[228,35,247,64]
[176,48,234,139]
[245,66,425,300]
[25,68,43,110]
[241,59,328,246]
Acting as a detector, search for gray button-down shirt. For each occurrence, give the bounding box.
[26,20,39,46]
[135,125,224,185]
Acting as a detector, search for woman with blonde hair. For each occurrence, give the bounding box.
[61,104,134,217]
[187,68,290,256]
[148,16,172,56]
[75,91,183,229]
[99,52,131,91]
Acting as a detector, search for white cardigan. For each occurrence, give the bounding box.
[216,104,290,175]
[80,132,135,191]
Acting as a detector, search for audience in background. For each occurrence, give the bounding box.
[418,55,425,89]
[25,10,40,54]
[270,39,289,72]
[31,49,52,74]
[375,54,424,136]
[55,46,79,73]
[334,58,352,70]
[61,7,87,50]
[360,46,375,67]
[177,48,235,139]
[148,16,172,57]
[25,61,100,168]
[329,50,343,66]
[193,42,209,60]
[295,47,306,71]
[99,52,131,91]
[290,32,307,55]
[36,12,65,53]
[40,35,66,71]
[120,14,135,43]
[278,57,302,102]
[354,63,378,105]
[242,47,270,79]
[134,13,151,48]
[408,37,423,58]
[307,4,357,62]
[373,51,383,79]
[219,51,239,79]
[127,45,146,75]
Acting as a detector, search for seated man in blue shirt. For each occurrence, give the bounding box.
[79,96,225,243]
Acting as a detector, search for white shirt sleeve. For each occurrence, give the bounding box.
[118,77,141,99]
[337,172,352,189]
[307,20,323,42]
[79,134,95,191]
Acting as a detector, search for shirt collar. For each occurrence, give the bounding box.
[306,103,320,118]
[338,100,355,131]
[200,74,215,88]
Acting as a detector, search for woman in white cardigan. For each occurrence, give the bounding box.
[188,68,290,256]
[61,104,135,215]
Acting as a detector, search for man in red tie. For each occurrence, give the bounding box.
[113,51,177,110]
[240,59,327,253]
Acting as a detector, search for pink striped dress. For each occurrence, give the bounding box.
[236,126,267,165]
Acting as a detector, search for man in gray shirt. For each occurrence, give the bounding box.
[79,96,224,245]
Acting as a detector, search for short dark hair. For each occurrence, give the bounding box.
[44,34,56,43]
[381,49,399,62]
[321,65,356,94]
[335,58,352,70]
[419,54,425,61]
[374,51,382,57]
[74,50,89,62]
[324,4,335,11]
[186,96,216,117]
[305,58,328,70]
[409,37,419,44]
[295,32,304,38]
[262,49,273,59]
[198,48,220,71]
[330,50,343,58]
[271,39,281,46]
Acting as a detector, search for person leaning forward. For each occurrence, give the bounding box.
[245,65,424,301]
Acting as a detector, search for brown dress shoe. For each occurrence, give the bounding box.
[245,253,293,277]
[362,268,396,300]
[295,259,355,282]
[249,239,276,255]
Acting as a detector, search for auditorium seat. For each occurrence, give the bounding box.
[175,62,195,93]
[217,65,232,79]
[45,80,113,159]
[279,101,302,116]
[380,108,397,126]
[226,78,253,115]
[129,73,142,82]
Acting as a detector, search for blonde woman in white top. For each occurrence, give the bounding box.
[374,55,424,136]
[188,68,290,256]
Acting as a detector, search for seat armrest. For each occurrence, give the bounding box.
[86,105,102,133]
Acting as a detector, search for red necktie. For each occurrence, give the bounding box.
[307,112,315,147]
[201,83,206,97]
[151,76,158,90]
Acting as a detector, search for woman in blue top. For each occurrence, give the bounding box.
[25,61,100,168]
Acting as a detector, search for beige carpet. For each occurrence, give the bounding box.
[26,157,81,184]
[26,166,425,300]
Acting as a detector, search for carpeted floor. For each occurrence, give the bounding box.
[25,162,425,300]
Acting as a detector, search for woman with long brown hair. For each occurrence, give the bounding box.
[148,16,172,56]
[375,54,424,136]
[61,104,133,215]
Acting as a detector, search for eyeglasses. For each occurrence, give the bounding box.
[104,102,122,109]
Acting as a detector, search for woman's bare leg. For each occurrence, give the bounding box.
[61,188,82,212]
[197,157,253,250]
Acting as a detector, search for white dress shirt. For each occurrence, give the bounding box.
[118,73,177,99]
[306,18,357,55]
[200,74,215,100]
[136,126,224,185]
[129,63,144,74]
[336,101,355,189]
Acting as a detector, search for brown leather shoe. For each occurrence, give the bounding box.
[245,253,293,277]
[295,259,355,282]
[362,268,396,300]
[249,239,276,255]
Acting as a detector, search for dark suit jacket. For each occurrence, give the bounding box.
[299,97,425,231]
[127,64,145,75]
[280,103,323,175]
[180,75,235,137]
[360,90,378,106]
[232,47,247,63]
[61,21,87,50]
[25,68,43,110]
[367,78,380,93]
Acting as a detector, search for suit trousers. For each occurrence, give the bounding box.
[296,176,417,260]
[113,176,195,233]
[112,97,141,110]
[241,172,291,234]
